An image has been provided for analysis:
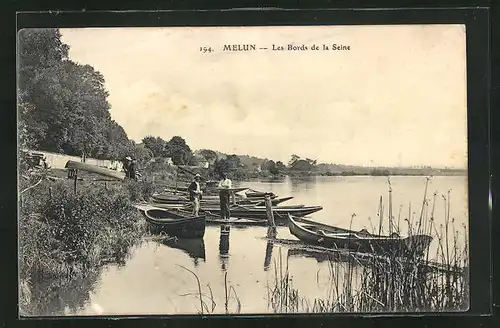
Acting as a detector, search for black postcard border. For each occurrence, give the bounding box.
[1,5,494,328]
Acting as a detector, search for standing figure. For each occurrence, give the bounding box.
[218,173,232,220]
[123,156,137,180]
[188,174,203,216]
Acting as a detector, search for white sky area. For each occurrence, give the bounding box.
[60,25,467,168]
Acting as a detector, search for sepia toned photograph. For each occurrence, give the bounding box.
[17,24,469,316]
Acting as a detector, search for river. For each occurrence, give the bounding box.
[32,175,469,316]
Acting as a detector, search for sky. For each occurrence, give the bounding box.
[60,25,467,168]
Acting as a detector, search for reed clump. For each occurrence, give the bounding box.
[177,266,241,315]
[267,177,469,313]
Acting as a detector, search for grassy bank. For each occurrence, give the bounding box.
[267,179,469,313]
[18,168,158,316]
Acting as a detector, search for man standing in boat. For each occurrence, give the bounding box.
[218,173,232,220]
[188,174,203,216]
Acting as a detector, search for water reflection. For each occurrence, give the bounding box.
[22,269,101,316]
[219,225,230,271]
[288,175,317,192]
[264,240,274,271]
[287,247,360,265]
[160,237,206,266]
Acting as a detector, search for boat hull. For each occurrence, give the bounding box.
[288,215,432,257]
[151,194,293,207]
[65,160,125,180]
[201,205,323,222]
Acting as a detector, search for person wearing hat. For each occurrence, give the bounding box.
[188,174,203,216]
[218,173,232,220]
[123,156,136,180]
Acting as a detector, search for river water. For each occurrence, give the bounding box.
[32,175,469,316]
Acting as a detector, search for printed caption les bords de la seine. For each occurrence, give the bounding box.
[199,43,351,53]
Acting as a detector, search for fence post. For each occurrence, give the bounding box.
[74,170,78,194]
[265,193,277,238]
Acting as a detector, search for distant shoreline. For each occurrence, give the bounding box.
[238,171,467,181]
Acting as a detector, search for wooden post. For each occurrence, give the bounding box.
[265,193,277,238]
[73,170,78,194]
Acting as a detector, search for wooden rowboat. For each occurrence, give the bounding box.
[287,215,432,258]
[141,208,206,238]
[200,205,323,222]
[165,185,249,194]
[151,194,294,207]
[65,160,125,180]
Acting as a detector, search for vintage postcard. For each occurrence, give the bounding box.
[17,24,469,316]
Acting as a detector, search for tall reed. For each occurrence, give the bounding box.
[267,177,469,313]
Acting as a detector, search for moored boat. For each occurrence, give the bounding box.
[201,205,323,222]
[142,208,206,238]
[287,215,433,258]
[151,193,294,207]
[65,160,125,180]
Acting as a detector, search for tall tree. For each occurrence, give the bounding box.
[142,136,166,158]
[289,154,301,167]
[166,136,192,165]
[199,149,218,163]
[17,28,130,159]
[276,161,287,171]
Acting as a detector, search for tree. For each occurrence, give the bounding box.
[142,136,166,158]
[276,161,287,171]
[131,143,154,164]
[289,154,301,167]
[212,158,230,178]
[165,136,192,165]
[225,154,242,169]
[199,149,218,163]
[17,28,131,160]
[268,161,280,175]
[289,159,316,172]
[104,121,133,160]
[305,158,318,166]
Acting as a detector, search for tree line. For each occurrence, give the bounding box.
[18,28,139,161]
[17,28,320,178]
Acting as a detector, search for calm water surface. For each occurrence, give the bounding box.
[54,176,468,316]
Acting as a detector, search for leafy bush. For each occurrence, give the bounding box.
[19,180,147,281]
[123,180,156,202]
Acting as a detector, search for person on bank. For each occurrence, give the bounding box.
[123,156,137,180]
[218,173,232,220]
[188,174,203,216]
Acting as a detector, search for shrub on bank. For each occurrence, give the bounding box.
[19,179,147,286]
[123,180,156,202]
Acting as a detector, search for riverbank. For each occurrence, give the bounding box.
[18,168,158,315]
[18,170,469,315]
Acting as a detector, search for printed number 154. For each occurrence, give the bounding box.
[200,46,213,53]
